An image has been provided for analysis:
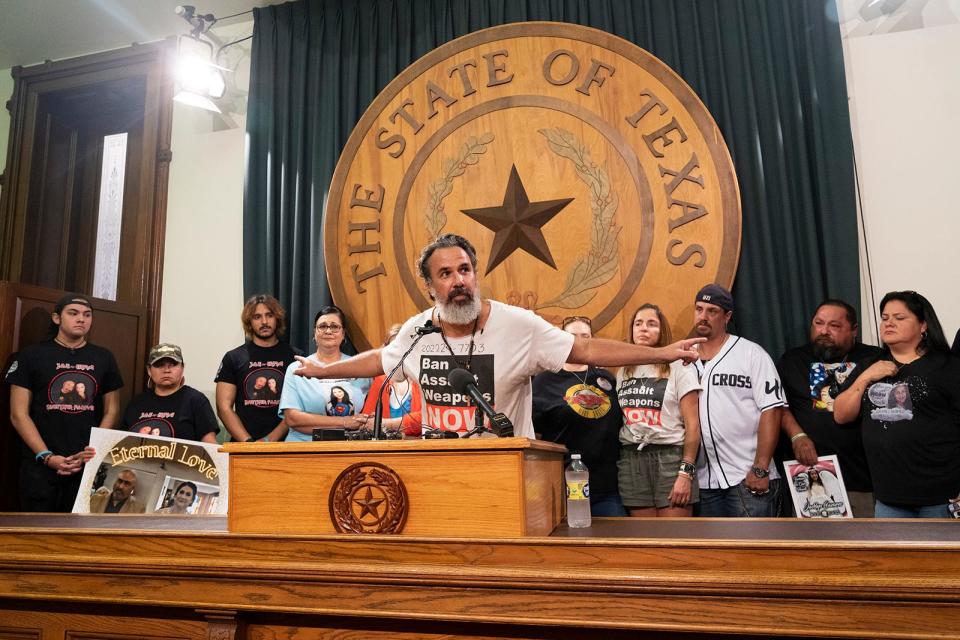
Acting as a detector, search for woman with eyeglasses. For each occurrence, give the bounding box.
[279,306,372,441]
[616,304,702,517]
[834,291,960,518]
[533,316,626,516]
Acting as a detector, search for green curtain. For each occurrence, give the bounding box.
[244,0,859,357]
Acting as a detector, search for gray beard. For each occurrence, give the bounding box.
[437,295,481,326]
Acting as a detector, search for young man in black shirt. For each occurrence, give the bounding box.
[777,299,881,517]
[6,293,124,512]
[215,294,302,441]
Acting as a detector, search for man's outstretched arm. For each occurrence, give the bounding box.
[568,336,705,367]
[293,349,385,379]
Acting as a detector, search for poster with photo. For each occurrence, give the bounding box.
[784,454,853,519]
[72,428,228,515]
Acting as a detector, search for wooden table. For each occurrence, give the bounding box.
[1,514,958,639]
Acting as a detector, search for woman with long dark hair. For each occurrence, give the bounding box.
[834,291,960,518]
[616,304,701,517]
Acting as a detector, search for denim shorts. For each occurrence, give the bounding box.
[618,443,699,508]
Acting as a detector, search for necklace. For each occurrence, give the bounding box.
[54,337,86,354]
[566,366,590,387]
[437,313,478,371]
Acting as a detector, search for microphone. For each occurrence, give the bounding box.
[372,325,434,440]
[415,319,442,335]
[447,368,514,437]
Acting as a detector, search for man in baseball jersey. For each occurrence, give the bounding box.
[293,234,704,438]
[693,284,785,517]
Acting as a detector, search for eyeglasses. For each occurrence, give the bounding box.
[315,323,343,333]
[561,315,592,328]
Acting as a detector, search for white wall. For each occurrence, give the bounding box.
[158,22,251,399]
[839,2,960,345]
[159,105,246,396]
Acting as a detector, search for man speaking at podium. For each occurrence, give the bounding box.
[295,234,703,438]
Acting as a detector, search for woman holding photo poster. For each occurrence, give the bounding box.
[616,304,702,517]
[834,291,960,518]
[120,344,219,443]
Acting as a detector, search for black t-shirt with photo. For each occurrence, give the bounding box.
[776,342,881,492]
[843,350,960,506]
[532,367,621,498]
[5,340,124,458]
[120,386,218,442]
[214,341,302,440]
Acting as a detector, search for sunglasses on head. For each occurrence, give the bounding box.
[561,315,592,328]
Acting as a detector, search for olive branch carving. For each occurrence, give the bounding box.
[424,132,495,238]
[331,466,368,533]
[535,128,622,310]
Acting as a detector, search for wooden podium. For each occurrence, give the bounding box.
[221,437,566,537]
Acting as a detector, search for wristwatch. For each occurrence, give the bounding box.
[678,461,696,476]
[750,465,769,479]
[36,452,53,466]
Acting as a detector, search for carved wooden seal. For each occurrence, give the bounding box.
[326,22,741,348]
[329,462,409,534]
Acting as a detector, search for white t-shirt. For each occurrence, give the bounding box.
[694,334,785,489]
[381,300,574,438]
[617,361,701,448]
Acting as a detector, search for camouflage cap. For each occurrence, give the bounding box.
[148,343,184,365]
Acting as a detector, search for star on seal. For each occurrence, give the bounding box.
[461,164,574,274]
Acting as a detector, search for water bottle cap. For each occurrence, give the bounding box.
[571,453,581,459]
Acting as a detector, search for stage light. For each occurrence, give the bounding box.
[173,35,229,112]
[172,7,229,112]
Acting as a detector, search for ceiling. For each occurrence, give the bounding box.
[0,0,287,70]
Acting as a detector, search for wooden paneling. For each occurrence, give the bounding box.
[0,605,209,640]
[1,515,960,638]
[0,42,174,350]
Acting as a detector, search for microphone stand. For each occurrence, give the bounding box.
[372,330,431,440]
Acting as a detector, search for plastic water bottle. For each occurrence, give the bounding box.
[565,453,591,528]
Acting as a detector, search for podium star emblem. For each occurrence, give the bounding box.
[461,165,574,274]
[353,486,385,520]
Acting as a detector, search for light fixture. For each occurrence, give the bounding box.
[172,6,228,113]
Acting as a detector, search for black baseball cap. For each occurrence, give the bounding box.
[54,293,92,314]
[695,284,734,312]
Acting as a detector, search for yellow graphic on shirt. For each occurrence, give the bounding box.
[563,384,612,419]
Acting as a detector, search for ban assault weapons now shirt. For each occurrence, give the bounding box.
[5,340,123,456]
